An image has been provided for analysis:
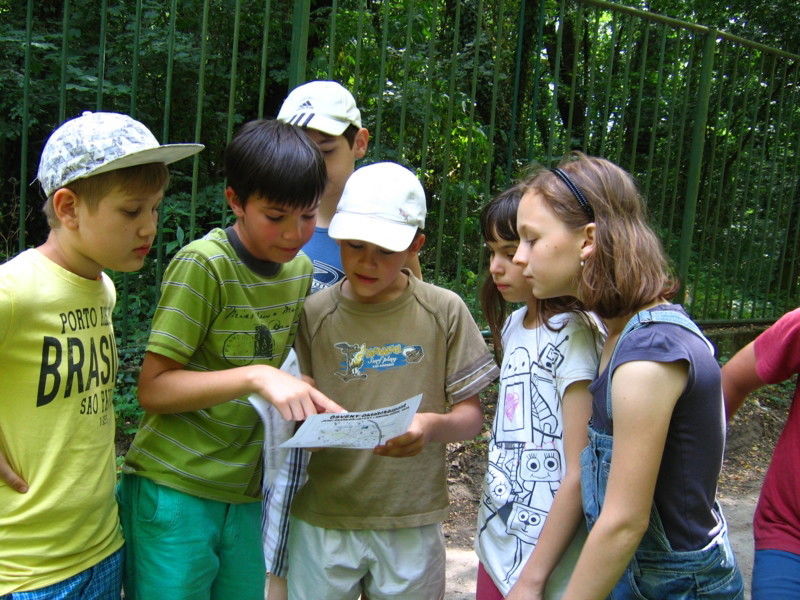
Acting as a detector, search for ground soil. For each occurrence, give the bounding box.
[442,381,792,551]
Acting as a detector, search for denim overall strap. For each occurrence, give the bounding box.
[604,308,714,422]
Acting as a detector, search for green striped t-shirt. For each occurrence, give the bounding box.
[123,227,312,503]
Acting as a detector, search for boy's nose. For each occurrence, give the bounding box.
[139,213,158,238]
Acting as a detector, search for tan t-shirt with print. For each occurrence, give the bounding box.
[292,273,499,530]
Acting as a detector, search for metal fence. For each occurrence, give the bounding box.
[5,0,800,338]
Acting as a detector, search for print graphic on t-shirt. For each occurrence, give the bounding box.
[333,341,424,382]
[310,261,345,293]
[479,336,568,584]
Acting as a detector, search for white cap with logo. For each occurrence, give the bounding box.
[277,80,362,136]
[37,111,204,198]
[329,162,426,252]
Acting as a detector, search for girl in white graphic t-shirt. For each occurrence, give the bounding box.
[475,184,602,600]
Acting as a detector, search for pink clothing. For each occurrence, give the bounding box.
[753,307,800,555]
[476,562,504,600]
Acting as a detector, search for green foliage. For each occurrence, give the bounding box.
[3,0,800,445]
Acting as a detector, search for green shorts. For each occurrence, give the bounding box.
[117,474,265,600]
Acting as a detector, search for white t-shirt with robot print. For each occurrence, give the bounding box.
[476,308,600,596]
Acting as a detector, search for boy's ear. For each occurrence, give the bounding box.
[409,232,426,253]
[51,188,81,230]
[225,186,245,217]
[579,222,596,261]
[354,127,369,159]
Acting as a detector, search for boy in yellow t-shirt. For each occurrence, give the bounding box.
[0,111,202,597]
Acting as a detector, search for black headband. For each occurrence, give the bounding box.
[550,168,594,222]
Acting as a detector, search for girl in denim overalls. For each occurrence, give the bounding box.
[513,153,744,599]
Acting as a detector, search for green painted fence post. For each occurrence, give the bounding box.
[288,0,310,89]
[677,30,716,304]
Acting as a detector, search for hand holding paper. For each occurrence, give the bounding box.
[280,394,423,450]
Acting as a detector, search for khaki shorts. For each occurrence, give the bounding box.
[286,516,445,600]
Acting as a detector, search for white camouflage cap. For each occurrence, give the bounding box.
[277,80,362,136]
[329,162,426,252]
[37,111,204,197]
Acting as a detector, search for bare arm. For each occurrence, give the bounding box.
[506,380,593,600]
[560,360,687,600]
[372,395,483,457]
[138,351,343,420]
[0,448,27,493]
[721,341,763,421]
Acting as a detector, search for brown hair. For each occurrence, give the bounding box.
[42,162,170,228]
[479,183,583,362]
[524,152,679,319]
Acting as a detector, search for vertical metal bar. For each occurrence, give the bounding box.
[695,43,727,318]
[129,0,143,116]
[598,17,618,156]
[354,0,366,85]
[583,11,600,152]
[327,0,338,79]
[224,0,243,226]
[482,0,506,195]
[120,0,145,342]
[373,0,391,154]
[417,5,438,178]
[19,0,34,252]
[156,0,180,293]
[612,16,635,164]
[190,0,211,239]
[524,1,545,162]
[712,46,742,318]
[95,0,108,109]
[764,60,792,313]
[752,55,779,317]
[565,2,584,151]
[226,0,243,146]
[642,25,667,208]
[677,30,716,303]
[455,0,484,286]
[59,0,70,123]
[546,0,565,162]
[628,20,650,173]
[666,35,696,236]
[397,0,415,159]
[288,0,310,88]
[505,0,526,174]
[732,54,766,319]
[257,0,273,118]
[433,0,461,280]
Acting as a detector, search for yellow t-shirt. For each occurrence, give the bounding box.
[0,249,123,594]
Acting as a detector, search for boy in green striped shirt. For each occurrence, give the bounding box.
[118,119,341,600]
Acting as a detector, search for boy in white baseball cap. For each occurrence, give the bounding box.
[277,80,422,290]
[286,162,499,599]
[0,111,202,597]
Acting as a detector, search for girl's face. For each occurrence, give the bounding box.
[514,190,588,300]
[486,235,534,304]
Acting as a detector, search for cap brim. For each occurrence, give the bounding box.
[89,143,205,177]
[279,112,351,136]
[329,213,416,252]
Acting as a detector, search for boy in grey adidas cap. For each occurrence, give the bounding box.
[0,111,202,597]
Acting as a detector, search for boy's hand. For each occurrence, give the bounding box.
[258,367,344,421]
[0,449,28,493]
[372,413,431,458]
